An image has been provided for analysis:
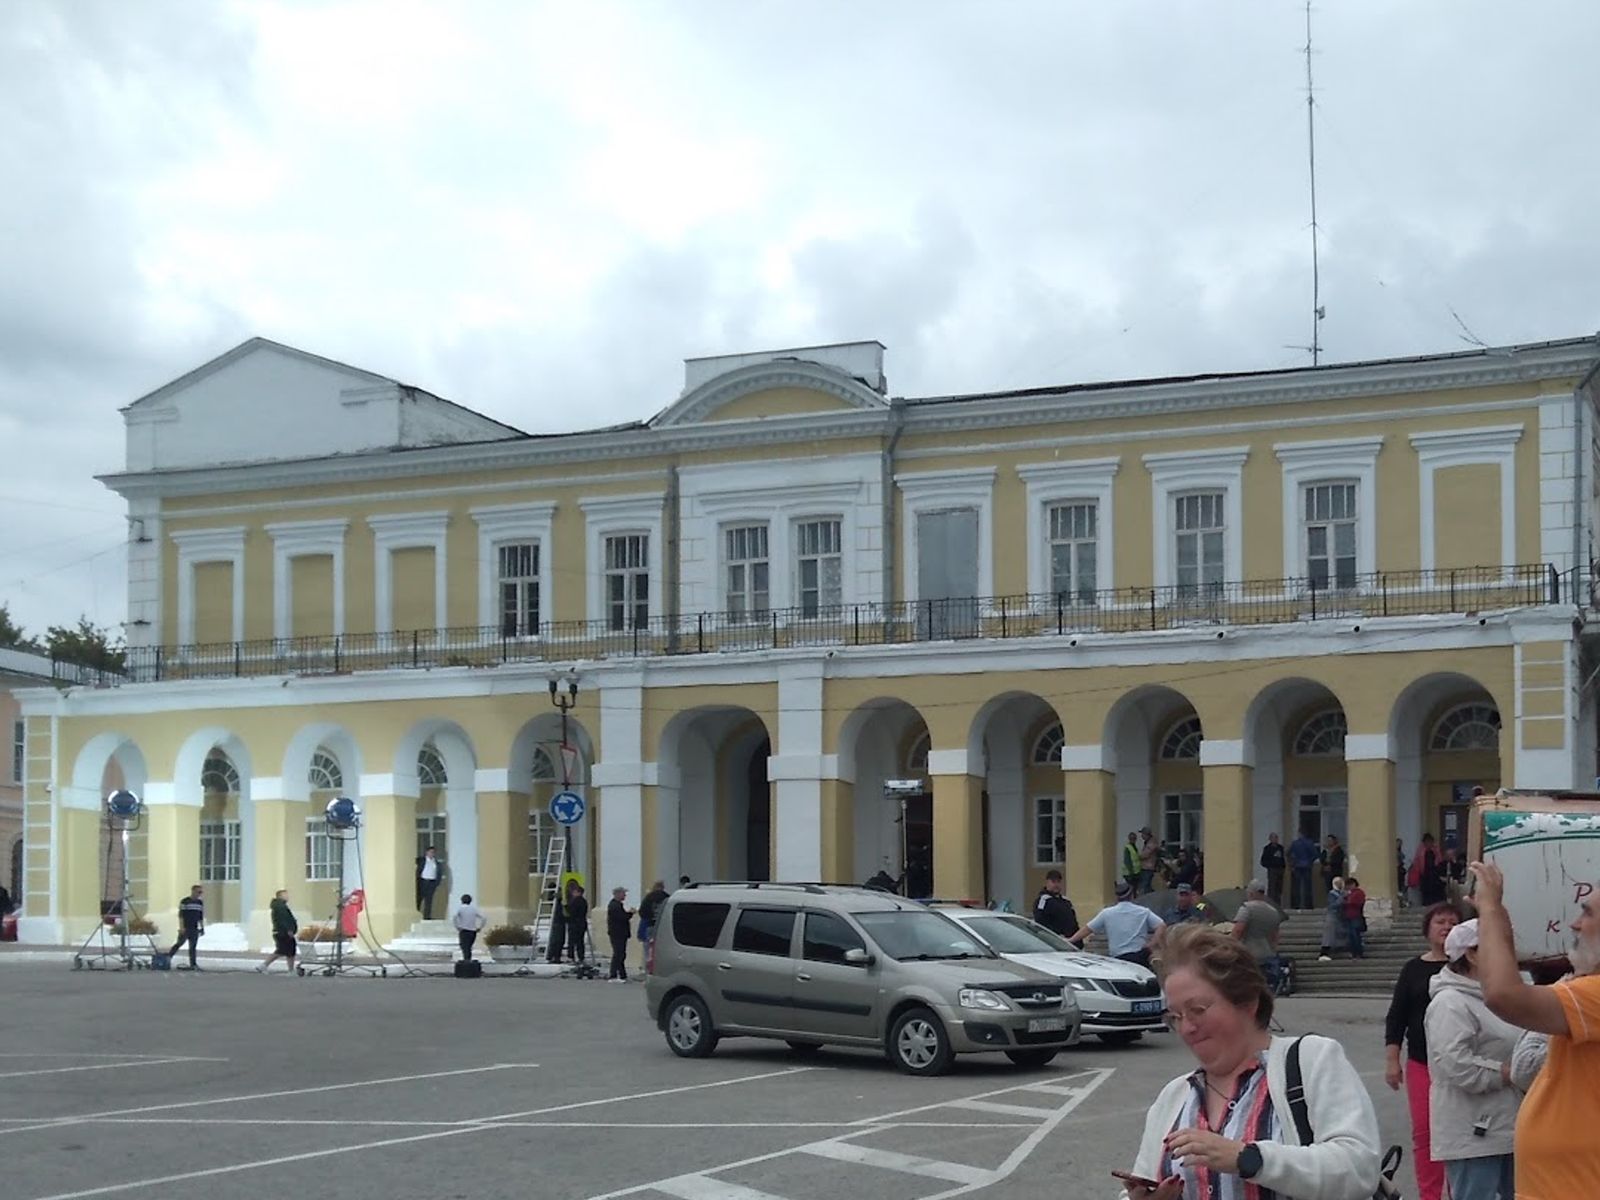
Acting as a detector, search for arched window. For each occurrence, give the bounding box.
[1293,710,1347,757]
[201,751,240,794]
[531,747,556,781]
[1430,704,1501,752]
[308,749,342,791]
[1032,723,1065,765]
[906,731,930,776]
[417,745,447,788]
[1159,716,1204,761]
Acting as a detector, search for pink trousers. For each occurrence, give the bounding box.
[1405,1057,1445,1200]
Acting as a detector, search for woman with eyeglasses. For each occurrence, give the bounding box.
[1117,926,1380,1200]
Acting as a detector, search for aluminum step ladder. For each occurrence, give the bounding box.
[531,833,568,955]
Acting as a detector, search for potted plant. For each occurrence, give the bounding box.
[126,916,159,937]
[296,924,350,959]
[485,924,534,962]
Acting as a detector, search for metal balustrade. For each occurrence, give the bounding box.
[59,562,1568,685]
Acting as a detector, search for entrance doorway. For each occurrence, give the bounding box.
[901,792,934,899]
[745,738,771,881]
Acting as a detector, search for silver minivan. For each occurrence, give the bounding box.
[644,883,1081,1075]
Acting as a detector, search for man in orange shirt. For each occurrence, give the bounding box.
[1468,862,1600,1199]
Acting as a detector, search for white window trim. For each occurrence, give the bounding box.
[895,467,997,604]
[264,519,348,640]
[170,526,246,645]
[471,502,557,634]
[1143,448,1248,590]
[1409,424,1523,576]
[791,514,846,612]
[696,480,865,613]
[367,511,450,635]
[1033,795,1065,867]
[579,493,664,626]
[1017,457,1119,598]
[1274,436,1382,583]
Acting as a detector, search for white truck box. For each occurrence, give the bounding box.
[1471,791,1600,964]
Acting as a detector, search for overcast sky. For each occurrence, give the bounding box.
[2,0,1597,642]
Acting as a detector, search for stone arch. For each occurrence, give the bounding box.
[66,733,149,926]
[172,728,255,929]
[391,720,479,900]
[1102,685,1202,854]
[965,690,1066,909]
[656,705,773,886]
[281,723,364,804]
[1388,672,1503,855]
[836,697,933,892]
[508,712,596,895]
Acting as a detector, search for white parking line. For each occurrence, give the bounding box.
[468,1066,818,1123]
[798,1142,992,1185]
[0,1059,199,1080]
[942,1098,1058,1119]
[655,1178,789,1200]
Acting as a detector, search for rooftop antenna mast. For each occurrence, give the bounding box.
[1304,0,1324,364]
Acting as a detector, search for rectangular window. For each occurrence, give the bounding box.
[11,719,21,785]
[672,901,731,948]
[1033,796,1066,866]
[305,820,340,881]
[801,911,867,965]
[731,907,796,957]
[415,813,448,863]
[603,533,649,632]
[1174,492,1225,596]
[794,518,842,617]
[497,542,540,637]
[1047,502,1097,603]
[724,524,770,620]
[527,810,553,875]
[199,820,241,883]
[1304,482,1357,590]
[1296,790,1349,844]
[1161,792,1203,853]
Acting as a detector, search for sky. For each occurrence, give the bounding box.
[1,0,1597,642]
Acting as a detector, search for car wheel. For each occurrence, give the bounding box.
[664,993,719,1058]
[1097,1031,1143,1046]
[785,1040,824,1057]
[1005,1048,1060,1069]
[888,1007,954,1076]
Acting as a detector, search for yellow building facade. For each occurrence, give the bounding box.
[15,335,1600,948]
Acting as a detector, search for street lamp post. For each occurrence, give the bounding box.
[547,668,580,875]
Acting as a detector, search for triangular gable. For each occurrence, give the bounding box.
[123,337,394,412]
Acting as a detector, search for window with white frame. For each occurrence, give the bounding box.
[724,524,770,620]
[1174,492,1225,596]
[794,518,842,617]
[1162,792,1203,851]
[11,720,23,785]
[1160,715,1204,760]
[201,752,239,794]
[497,542,540,637]
[1293,710,1347,756]
[1033,796,1065,865]
[531,746,556,782]
[1048,502,1097,603]
[1032,723,1065,765]
[308,750,342,792]
[604,533,649,632]
[200,820,241,882]
[906,731,930,777]
[1430,703,1501,751]
[417,745,447,787]
[305,819,340,881]
[416,813,448,861]
[1304,482,1357,590]
[528,810,554,874]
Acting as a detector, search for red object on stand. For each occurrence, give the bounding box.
[340,889,365,937]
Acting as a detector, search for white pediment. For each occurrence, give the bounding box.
[651,348,890,430]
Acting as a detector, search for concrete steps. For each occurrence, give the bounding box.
[1272,909,1425,995]
[384,919,492,961]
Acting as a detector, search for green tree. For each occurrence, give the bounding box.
[0,601,39,651]
[45,616,126,674]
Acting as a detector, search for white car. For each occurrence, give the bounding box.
[932,907,1167,1044]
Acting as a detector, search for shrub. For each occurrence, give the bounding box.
[126,916,158,936]
[485,924,534,947]
[297,923,350,942]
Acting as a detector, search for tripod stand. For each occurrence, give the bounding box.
[297,799,384,977]
[75,792,159,971]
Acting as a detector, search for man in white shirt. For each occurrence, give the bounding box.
[452,893,486,962]
[417,846,442,919]
[1068,879,1165,968]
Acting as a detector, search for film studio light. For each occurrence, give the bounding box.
[308,796,375,977]
[74,790,149,970]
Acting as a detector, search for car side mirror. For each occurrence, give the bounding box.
[843,947,873,966]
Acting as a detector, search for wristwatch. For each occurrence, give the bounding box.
[1237,1143,1264,1180]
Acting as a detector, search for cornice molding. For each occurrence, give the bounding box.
[652,361,888,428]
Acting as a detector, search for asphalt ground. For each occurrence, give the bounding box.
[0,963,1414,1200]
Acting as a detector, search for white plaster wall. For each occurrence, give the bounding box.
[683,343,885,393]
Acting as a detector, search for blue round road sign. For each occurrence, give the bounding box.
[550,790,586,826]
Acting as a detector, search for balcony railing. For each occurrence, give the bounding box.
[65,563,1567,686]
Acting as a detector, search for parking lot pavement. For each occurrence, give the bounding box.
[0,963,1412,1200]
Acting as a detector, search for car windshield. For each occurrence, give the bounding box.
[960,914,1076,954]
[852,910,993,961]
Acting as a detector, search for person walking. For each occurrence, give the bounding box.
[1138,828,1161,894]
[1033,869,1079,938]
[545,879,569,964]
[1382,901,1461,1200]
[258,889,299,974]
[1068,880,1165,968]
[416,846,443,919]
[1342,877,1368,960]
[1318,876,1346,961]
[1232,879,1285,987]
[1423,919,1521,1200]
[606,886,633,982]
[637,879,669,947]
[452,892,485,962]
[1469,861,1600,1200]
[1288,830,1319,909]
[565,882,590,964]
[1260,833,1286,907]
[169,884,204,970]
[1115,926,1379,1200]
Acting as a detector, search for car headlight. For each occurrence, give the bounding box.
[957,988,1009,1011]
[1062,978,1099,992]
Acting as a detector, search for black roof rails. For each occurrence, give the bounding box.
[680,881,884,896]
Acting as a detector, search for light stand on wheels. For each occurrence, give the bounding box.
[75,790,160,971]
[298,797,384,977]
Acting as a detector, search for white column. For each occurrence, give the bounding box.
[595,676,644,900]
[444,784,478,899]
[772,663,824,880]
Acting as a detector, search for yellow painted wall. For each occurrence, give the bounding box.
[193,561,233,644]
[704,387,856,422]
[1434,464,1499,569]
[391,547,436,631]
[291,555,335,638]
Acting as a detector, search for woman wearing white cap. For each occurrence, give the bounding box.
[1423,919,1522,1200]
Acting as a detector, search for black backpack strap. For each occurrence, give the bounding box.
[1284,1035,1315,1145]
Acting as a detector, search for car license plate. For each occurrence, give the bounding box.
[1027,1017,1068,1034]
[1133,1000,1163,1016]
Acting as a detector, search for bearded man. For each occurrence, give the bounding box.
[1468,862,1600,1200]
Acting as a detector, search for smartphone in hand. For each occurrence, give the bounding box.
[1110,1170,1179,1199]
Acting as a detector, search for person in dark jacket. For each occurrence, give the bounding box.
[1414,833,1445,905]
[1321,835,1347,892]
[169,884,205,969]
[258,889,298,974]
[1383,902,1462,1200]
[545,881,568,964]
[637,880,669,946]
[1032,869,1079,938]
[1260,833,1287,906]
[1172,847,1201,890]
[565,883,590,963]
[606,886,634,981]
